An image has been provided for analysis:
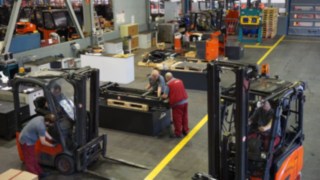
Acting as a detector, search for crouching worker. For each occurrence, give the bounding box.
[162,72,189,138]
[19,114,56,177]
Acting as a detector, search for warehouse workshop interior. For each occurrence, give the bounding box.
[0,0,319,179]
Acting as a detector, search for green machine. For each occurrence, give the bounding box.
[238,8,263,43]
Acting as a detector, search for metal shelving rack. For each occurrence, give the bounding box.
[288,2,320,36]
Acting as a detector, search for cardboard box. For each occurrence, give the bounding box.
[0,169,38,180]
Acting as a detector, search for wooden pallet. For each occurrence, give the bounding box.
[107,99,149,112]
[137,58,176,69]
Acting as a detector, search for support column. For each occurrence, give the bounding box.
[82,0,95,37]
[65,0,84,39]
[2,0,22,54]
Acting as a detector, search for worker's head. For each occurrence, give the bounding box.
[51,84,61,96]
[261,100,271,112]
[150,69,160,81]
[165,72,173,82]
[44,113,56,126]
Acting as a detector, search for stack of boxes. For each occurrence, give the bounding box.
[120,23,139,50]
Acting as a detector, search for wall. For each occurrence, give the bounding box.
[14,0,148,61]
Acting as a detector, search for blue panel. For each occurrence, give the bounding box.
[9,33,41,54]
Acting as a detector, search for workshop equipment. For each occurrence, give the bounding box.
[13,67,107,174]
[188,9,224,32]
[174,33,182,53]
[194,61,305,180]
[15,20,36,34]
[225,10,239,35]
[225,41,244,60]
[196,37,219,61]
[238,8,263,43]
[99,83,171,136]
[157,23,179,43]
[18,7,83,41]
[0,101,29,140]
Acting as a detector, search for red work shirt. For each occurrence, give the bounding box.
[167,78,188,107]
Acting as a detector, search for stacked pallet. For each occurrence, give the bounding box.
[262,8,279,38]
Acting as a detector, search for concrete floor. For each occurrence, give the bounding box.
[0,35,320,180]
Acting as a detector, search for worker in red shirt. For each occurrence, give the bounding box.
[162,72,189,138]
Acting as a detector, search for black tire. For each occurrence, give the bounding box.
[55,154,75,175]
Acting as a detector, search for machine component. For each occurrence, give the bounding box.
[142,49,177,63]
[99,83,171,136]
[13,67,107,174]
[100,82,169,112]
[15,20,36,34]
[196,38,219,61]
[189,9,224,32]
[238,7,263,43]
[23,55,63,72]
[200,61,305,180]
[157,23,179,43]
[225,41,244,60]
[171,61,207,72]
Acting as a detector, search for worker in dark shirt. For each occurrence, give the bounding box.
[146,69,166,97]
[19,114,56,177]
[248,100,281,149]
[162,72,189,138]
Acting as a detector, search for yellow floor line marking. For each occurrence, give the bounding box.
[256,35,285,65]
[244,45,272,49]
[283,39,320,43]
[144,115,208,180]
[144,35,285,180]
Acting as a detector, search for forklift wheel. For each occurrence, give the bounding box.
[55,155,75,175]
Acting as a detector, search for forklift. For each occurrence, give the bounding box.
[194,61,305,180]
[18,7,82,40]
[12,67,107,174]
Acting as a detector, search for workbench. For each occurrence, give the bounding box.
[160,60,208,91]
[99,100,171,136]
[99,83,171,136]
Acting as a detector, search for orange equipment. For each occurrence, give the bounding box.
[211,31,226,56]
[205,38,219,61]
[225,10,240,35]
[261,63,270,76]
[16,21,36,34]
[174,33,182,53]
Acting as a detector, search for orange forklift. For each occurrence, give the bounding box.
[194,61,305,180]
[12,67,107,174]
[18,7,82,40]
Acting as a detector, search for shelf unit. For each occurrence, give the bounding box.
[289,2,320,36]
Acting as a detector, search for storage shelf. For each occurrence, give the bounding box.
[290,18,320,22]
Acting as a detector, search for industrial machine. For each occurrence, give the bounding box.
[12,67,107,174]
[15,20,36,34]
[189,9,223,32]
[238,1,263,43]
[194,61,305,180]
[18,6,83,40]
[99,83,171,136]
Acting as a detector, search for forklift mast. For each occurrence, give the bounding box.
[207,61,255,179]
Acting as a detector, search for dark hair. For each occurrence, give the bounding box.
[53,84,61,91]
